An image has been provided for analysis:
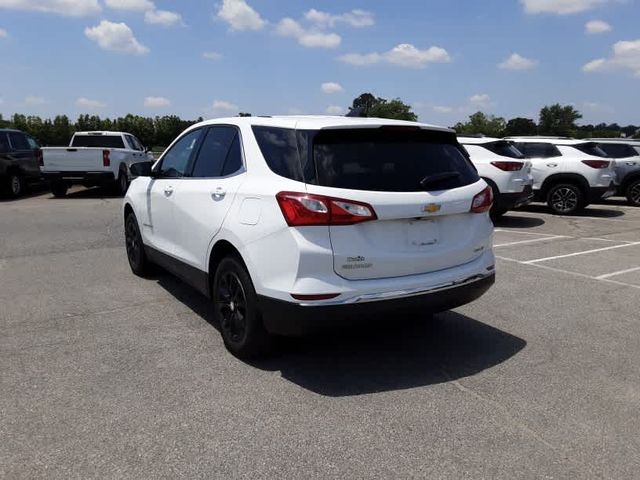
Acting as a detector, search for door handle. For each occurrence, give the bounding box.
[164,187,174,197]
[547,163,558,168]
[211,187,226,200]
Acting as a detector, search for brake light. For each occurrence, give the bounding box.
[102,150,111,167]
[470,186,493,213]
[276,192,377,226]
[490,161,524,171]
[581,160,610,169]
[37,150,43,167]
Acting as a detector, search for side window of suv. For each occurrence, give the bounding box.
[158,129,202,178]
[0,133,10,152]
[8,132,30,151]
[26,136,40,149]
[191,126,243,178]
[520,143,561,159]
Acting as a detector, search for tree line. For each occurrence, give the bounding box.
[1,95,637,147]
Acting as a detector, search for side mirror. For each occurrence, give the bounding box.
[130,161,155,178]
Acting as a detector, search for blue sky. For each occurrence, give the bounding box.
[0,0,639,126]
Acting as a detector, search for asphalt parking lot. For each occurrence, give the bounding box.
[2,188,640,479]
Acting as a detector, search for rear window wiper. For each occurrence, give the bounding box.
[419,171,460,189]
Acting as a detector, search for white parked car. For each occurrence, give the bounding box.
[41,131,153,197]
[506,137,616,214]
[589,139,640,206]
[123,116,496,357]
[458,136,534,218]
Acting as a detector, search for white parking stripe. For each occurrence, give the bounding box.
[494,229,564,237]
[494,236,568,248]
[582,237,634,244]
[596,266,640,279]
[522,242,640,264]
[497,256,640,290]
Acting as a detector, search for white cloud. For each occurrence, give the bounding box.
[432,105,453,114]
[326,105,344,115]
[585,19,612,34]
[212,100,238,113]
[583,39,640,77]
[582,101,614,113]
[203,51,223,60]
[145,9,182,26]
[304,9,374,28]
[0,0,100,16]
[76,97,106,109]
[321,82,344,94]
[498,53,539,71]
[144,96,171,108]
[469,94,492,108]
[0,27,7,38]
[104,0,152,11]
[276,18,341,48]
[85,21,149,55]
[521,0,608,15]
[339,43,451,68]
[24,95,46,106]
[217,0,266,31]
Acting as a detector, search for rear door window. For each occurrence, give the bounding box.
[72,135,125,148]
[312,128,479,192]
[518,143,561,159]
[482,141,524,159]
[8,132,30,150]
[26,136,40,149]
[572,143,609,158]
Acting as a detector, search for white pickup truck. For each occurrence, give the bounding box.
[41,131,154,197]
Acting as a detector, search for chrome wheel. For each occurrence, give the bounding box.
[550,187,579,214]
[216,272,248,344]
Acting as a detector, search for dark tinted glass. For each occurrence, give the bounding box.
[8,132,30,150]
[573,143,609,158]
[0,133,9,152]
[72,135,125,148]
[191,127,237,178]
[252,126,303,181]
[159,129,202,178]
[221,134,243,176]
[26,136,40,149]
[598,143,638,158]
[313,129,479,192]
[483,141,524,159]
[518,143,561,159]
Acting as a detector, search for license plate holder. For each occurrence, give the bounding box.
[407,219,440,248]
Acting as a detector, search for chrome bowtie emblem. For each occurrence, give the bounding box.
[422,203,441,214]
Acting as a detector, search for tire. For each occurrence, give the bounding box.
[626,178,640,207]
[490,207,508,219]
[546,183,585,215]
[116,167,129,196]
[50,181,68,198]
[213,256,272,359]
[125,212,151,276]
[5,173,24,198]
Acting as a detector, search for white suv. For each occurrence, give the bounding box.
[124,116,495,357]
[506,137,616,214]
[590,139,640,206]
[458,136,534,218]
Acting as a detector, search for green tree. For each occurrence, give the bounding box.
[349,93,384,117]
[538,104,582,137]
[51,115,73,145]
[369,98,418,121]
[454,112,506,137]
[504,117,537,136]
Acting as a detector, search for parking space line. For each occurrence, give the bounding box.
[494,229,565,237]
[494,236,568,248]
[582,237,634,244]
[497,256,640,290]
[522,242,640,264]
[596,266,640,280]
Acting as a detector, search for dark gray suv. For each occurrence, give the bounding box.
[0,129,42,198]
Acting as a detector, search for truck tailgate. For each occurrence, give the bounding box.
[41,147,104,171]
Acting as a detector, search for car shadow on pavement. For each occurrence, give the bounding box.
[62,186,124,199]
[520,203,625,218]
[493,214,545,228]
[0,183,49,202]
[156,271,526,397]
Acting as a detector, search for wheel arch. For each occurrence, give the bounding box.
[208,239,251,295]
[620,171,640,192]
[540,173,590,198]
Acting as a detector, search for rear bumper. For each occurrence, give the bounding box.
[43,171,115,183]
[589,183,616,201]
[258,272,495,336]
[495,185,534,210]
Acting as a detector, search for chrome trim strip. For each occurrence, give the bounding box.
[298,272,494,307]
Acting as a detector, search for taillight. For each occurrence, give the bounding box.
[276,192,377,226]
[470,186,493,213]
[581,160,610,169]
[37,150,43,167]
[490,161,524,171]
[102,150,111,167]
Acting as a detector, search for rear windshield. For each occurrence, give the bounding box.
[598,143,639,159]
[481,141,524,159]
[71,135,125,149]
[253,126,479,192]
[572,143,609,158]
